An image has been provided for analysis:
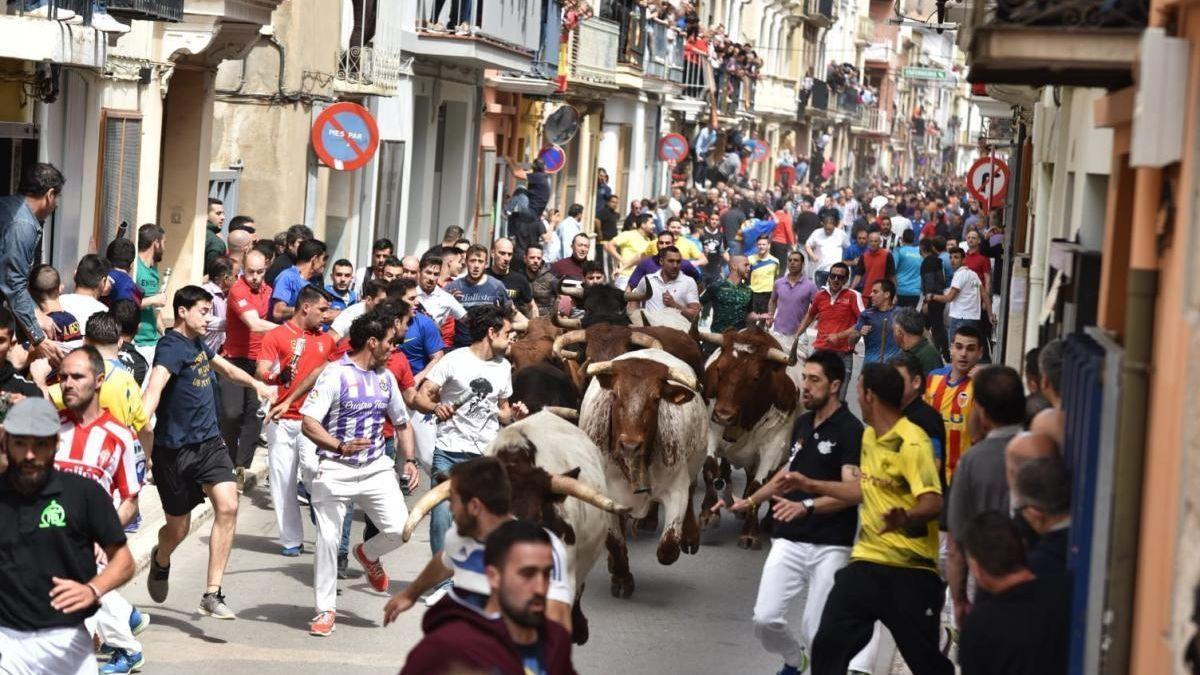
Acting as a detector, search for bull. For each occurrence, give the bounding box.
[578,349,709,598]
[401,411,627,645]
[696,327,803,549]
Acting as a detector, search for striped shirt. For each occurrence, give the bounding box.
[53,410,140,502]
[300,354,409,466]
[923,366,976,481]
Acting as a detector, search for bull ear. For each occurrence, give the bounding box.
[563,467,582,480]
[663,382,696,405]
[595,372,616,390]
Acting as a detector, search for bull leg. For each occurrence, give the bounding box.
[635,501,660,532]
[737,475,764,551]
[571,589,589,645]
[655,485,689,566]
[680,483,701,555]
[720,458,736,510]
[606,518,635,599]
[697,456,721,530]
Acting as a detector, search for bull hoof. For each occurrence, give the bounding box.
[680,537,699,555]
[610,574,635,599]
[657,532,682,565]
[737,534,762,550]
[572,615,590,645]
[697,509,720,530]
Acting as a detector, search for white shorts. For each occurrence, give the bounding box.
[0,624,95,675]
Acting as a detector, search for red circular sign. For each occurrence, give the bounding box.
[750,139,770,163]
[657,133,689,163]
[311,102,380,171]
[966,156,1010,208]
[538,145,566,174]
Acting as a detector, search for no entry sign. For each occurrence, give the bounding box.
[311,102,380,171]
[967,156,1010,209]
[750,139,770,163]
[657,133,689,163]
[538,145,566,174]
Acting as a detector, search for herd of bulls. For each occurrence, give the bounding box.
[403,282,807,645]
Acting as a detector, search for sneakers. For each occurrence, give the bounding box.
[24,4,76,20]
[353,543,389,592]
[423,585,449,607]
[100,649,144,674]
[198,588,236,620]
[90,11,129,34]
[146,546,170,603]
[281,544,303,557]
[336,553,349,579]
[455,22,471,35]
[128,607,150,635]
[123,512,142,534]
[776,650,808,675]
[235,467,246,494]
[309,610,336,637]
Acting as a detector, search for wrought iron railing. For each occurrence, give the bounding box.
[8,0,92,24]
[991,0,1148,28]
[566,17,618,88]
[335,45,402,95]
[106,0,182,22]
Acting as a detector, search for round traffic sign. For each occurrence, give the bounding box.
[538,145,566,174]
[311,102,380,171]
[657,133,689,163]
[966,156,1010,208]
[750,139,770,163]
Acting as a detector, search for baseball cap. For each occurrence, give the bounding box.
[4,398,60,437]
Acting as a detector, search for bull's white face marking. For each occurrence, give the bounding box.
[732,343,754,356]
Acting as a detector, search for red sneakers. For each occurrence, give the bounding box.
[354,543,389,592]
[310,610,336,637]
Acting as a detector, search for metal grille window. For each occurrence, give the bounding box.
[208,170,241,230]
[98,113,141,251]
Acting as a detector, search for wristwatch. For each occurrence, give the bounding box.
[335,441,346,454]
[405,458,418,465]
[801,498,816,518]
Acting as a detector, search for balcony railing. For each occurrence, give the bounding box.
[532,0,562,79]
[601,0,643,68]
[855,14,874,42]
[335,45,403,96]
[798,0,835,27]
[107,0,182,22]
[565,17,618,88]
[416,0,543,54]
[808,78,830,112]
[852,106,891,135]
[643,20,680,81]
[6,0,92,24]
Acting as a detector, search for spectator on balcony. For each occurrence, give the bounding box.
[428,0,474,34]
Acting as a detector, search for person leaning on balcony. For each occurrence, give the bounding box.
[0,163,66,366]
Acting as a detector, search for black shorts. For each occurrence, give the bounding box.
[151,436,236,517]
[751,291,772,314]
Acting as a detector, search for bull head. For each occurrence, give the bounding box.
[704,329,796,428]
[552,329,587,362]
[624,279,650,302]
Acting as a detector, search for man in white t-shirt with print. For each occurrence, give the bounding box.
[413,305,528,560]
[384,457,573,626]
[804,215,850,287]
[929,246,988,347]
[643,246,701,320]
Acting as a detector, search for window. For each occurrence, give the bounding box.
[208,169,241,231]
[98,113,141,251]
[376,140,406,242]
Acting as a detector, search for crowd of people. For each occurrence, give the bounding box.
[0,157,1070,675]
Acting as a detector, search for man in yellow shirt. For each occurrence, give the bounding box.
[746,235,781,316]
[647,217,708,267]
[780,363,952,675]
[603,213,656,289]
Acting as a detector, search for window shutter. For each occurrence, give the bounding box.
[100,116,141,250]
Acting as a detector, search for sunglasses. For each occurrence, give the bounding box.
[828,273,847,280]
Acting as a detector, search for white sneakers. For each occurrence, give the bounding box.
[16,3,129,33]
[91,11,131,34]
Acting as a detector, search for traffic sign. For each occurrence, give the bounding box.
[966,156,1010,209]
[311,102,379,171]
[657,133,689,163]
[903,67,948,81]
[750,139,769,163]
[538,145,566,174]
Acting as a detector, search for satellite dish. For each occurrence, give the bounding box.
[544,106,580,145]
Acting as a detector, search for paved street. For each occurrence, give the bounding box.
[120,475,788,674]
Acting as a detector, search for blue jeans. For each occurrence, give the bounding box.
[947,317,978,347]
[430,448,477,555]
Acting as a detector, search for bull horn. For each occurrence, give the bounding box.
[624,279,650,302]
[552,329,588,361]
[551,313,583,330]
[560,349,580,361]
[559,285,584,299]
[550,474,630,515]
[586,361,615,377]
[697,329,725,346]
[766,348,790,364]
[510,319,529,333]
[544,406,579,421]
[666,368,698,391]
[401,481,452,542]
[628,332,663,350]
[788,334,802,366]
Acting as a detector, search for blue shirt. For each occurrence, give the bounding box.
[444,275,512,348]
[855,306,902,364]
[271,266,309,317]
[324,285,356,311]
[939,251,953,281]
[0,196,44,341]
[401,314,444,373]
[152,329,220,448]
[892,245,923,297]
[106,269,141,305]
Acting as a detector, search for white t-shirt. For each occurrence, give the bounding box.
[890,215,913,242]
[442,519,573,604]
[418,286,467,327]
[426,348,513,455]
[644,270,699,312]
[330,300,369,338]
[948,266,982,320]
[805,228,850,272]
[60,294,107,332]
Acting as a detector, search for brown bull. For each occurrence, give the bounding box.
[506,316,561,372]
[551,317,706,378]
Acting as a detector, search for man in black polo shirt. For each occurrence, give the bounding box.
[890,352,948,490]
[0,397,132,673]
[488,238,534,318]
[718,350,874,675]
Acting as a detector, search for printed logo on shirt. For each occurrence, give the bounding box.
[39,499,66,528]
[237,299,248,308]
[817,439,835,455]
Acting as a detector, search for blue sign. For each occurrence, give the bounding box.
[311,102,379,171]
[538,145,566,174]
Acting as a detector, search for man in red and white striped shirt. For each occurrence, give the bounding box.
[54,346,147,672]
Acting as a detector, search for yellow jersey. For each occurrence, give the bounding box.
[746,253,781,293]
[851,417,942,572]
[611,229,653,279]
[923,366,975,482]
[50,359,148,432]
[648,236,704,262]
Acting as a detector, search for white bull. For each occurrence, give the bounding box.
[578,348,709,599]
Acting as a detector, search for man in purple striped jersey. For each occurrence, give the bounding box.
[300,310,415,637]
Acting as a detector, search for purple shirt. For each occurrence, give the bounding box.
[627,256,703,290]
[771,274,818,336]
[300,355,409,466]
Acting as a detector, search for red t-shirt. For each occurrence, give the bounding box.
[964,251,991,287]
[260,321,335,420]
[810,287,864,353]
[224,277,273,359]
[382,351,416,439]
[860,248,895,295]
[771,210,795,246]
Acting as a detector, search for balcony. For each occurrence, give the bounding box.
[864,41,896,68]
[0,2,107,68]
[794,0,835,28]
[851,106,891,136]
[855,15,875,44]
[964,0,1148,88]
[335,45,403,96]
[563,17,618,89]
[754,75,797,118]
[643,21,681,85]
[406,0,544,72]
[807,78,830,113]
[107,0,182,22]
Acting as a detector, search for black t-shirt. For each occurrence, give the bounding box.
[597,207,620,241]
[117,342,149,386]
[153,329,221,449]
[771,405,864,546]
[526,172,551,217]
[920,254,946,295]
[904,398,948,492]
[0,362,41,398]
[698,230,727,276]
[794,211,821,246]
[0,471,126,630]
[959,576,1070,675]
[490,268,534,312]
[719,207,747,245]
[264,250,295,288]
